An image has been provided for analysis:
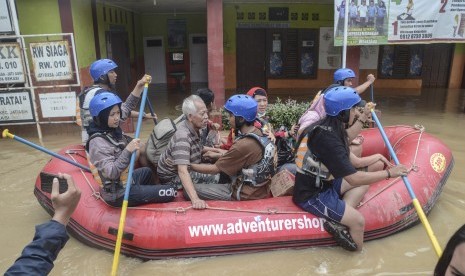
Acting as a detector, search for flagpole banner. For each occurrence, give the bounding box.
[334,0,389,46]
[335,0,465,46]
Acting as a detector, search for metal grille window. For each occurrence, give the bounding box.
[378,45,424,78]
[267,29,318,79]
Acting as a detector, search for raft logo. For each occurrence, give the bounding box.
[430,153,446,173]
[186,215,325,243]
[29,41,73,82]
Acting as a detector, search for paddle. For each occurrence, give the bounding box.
[370,84,374,103]
[111,79,150,276]
[370,109,442,257]
[146,97,158,125]
[2,129,91,172]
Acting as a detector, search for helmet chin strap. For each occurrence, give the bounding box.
[347,114,359,129]
[234,116,244,136]
[98,74,115,90]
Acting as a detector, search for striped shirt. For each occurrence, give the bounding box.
[157,120,203,182]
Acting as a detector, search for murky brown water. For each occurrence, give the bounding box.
[0,87,464,275]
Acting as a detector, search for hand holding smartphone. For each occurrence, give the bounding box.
[40,172,68,194]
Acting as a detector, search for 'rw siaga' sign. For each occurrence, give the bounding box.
[29,40,73,82]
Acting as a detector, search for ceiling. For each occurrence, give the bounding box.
[100,0,332,14]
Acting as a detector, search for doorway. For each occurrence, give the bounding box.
[106,30,130,98]
[422,44,453,88]
[189,34,208,83]
[236,29,266,92]
[106,30,133,132]
[143,36,167,84]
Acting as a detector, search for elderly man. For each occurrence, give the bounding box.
[157,95,218,209]
[190,94,276,201]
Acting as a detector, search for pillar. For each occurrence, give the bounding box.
[207,0,225,108]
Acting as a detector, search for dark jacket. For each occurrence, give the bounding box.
[5,220,69,276]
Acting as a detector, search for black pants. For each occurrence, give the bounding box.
[106,167,176,207]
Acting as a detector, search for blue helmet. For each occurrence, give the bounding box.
[89,59,118,81]
[324,86,362,116]
[334,68,356,83]
[224,95,257,122]
[89,92,122,117]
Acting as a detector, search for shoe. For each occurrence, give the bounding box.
[323,220,358,251]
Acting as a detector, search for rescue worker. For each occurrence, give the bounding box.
[190,94,276,201]
[77,58,155,144]
[293,86,408,251]
[86,92,176,207]
[298,68,375,134]
[333,68,375,94]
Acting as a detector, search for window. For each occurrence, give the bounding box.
[378,45,424,78]
[267,28,318,79]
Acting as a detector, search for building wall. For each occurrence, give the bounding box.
[140,14,206,43]
[223,3,333,90]
[94,3,145,87]
[140,13,206,84]
[14,1,465,92]
[16,0,62,34]
[222,3,436,91]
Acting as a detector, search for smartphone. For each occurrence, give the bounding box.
[40,172,68,194]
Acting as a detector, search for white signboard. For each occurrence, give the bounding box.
[0,91,34,123]
[388,0,465,42]
[0,0,13,33]
[335,0,465,45]
[318,27,341,69]
[30,40,73,81]
[0,43,25,83]
[39,92,76,118]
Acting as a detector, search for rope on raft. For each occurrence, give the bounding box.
[65,149,307,215]
[358,124,425,207]
[64,124,426,213]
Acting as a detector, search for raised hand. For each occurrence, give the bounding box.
[51,173,81,226]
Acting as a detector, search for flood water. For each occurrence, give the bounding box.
[0,86,464,275]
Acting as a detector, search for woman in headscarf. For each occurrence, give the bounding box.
[86,91,176,207]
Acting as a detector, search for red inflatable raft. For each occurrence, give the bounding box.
[34,125,453,259]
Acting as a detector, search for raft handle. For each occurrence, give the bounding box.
[108,227,134,241]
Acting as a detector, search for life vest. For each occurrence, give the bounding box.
[295,126,334,188]
[238,133,276,187]
[86,132,131,190]
[76,86,105,129]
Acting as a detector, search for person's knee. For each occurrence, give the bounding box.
[352,214,365,231]
[368,160,384,172]
[344,211,365,230]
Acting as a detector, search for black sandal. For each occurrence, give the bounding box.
[323,220,358,251]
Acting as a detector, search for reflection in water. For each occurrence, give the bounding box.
[0,87,464,275]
